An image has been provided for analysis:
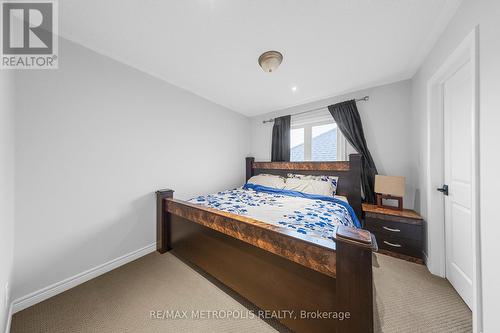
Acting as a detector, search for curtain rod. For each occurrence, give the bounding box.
[262,95,369,124]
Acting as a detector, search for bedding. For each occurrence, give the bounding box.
[189,183,360,243]
[334,195,348,203]
[283,177,335,197]
[247,174,286,189]
[287,173,338,196]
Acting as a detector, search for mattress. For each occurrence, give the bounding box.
[188,183,360,243]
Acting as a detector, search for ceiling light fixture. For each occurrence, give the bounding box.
[258,51,283,73]
[291,86,297,92]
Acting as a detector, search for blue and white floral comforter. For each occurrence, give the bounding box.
[189,183,360,243]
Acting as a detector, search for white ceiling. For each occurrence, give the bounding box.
[60,0,462,116]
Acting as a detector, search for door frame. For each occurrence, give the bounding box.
[425,27,482,332]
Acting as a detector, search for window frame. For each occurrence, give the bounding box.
[290,119,347,161]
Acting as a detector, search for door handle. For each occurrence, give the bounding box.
[437,184,449,196]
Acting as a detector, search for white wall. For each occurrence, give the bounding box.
[411,0,500,330]
[0,71,15,332]
[12,38,250,302]
[250,80,416,208]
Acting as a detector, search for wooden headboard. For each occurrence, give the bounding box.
[246,154,362,219]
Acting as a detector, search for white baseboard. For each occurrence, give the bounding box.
[11,243,156,314]
[4,303,13,333]
[423,251,429,266]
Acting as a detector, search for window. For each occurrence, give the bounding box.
[290,109,347,161]
[290,128,305,161]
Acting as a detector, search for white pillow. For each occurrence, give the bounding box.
[287,173,338,195]
[283,177,335,197]
[247,174,286,189]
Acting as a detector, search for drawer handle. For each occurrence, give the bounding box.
[382,226,401,233]
[383,241,402,248]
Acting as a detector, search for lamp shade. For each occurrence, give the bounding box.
[374,175,405,197]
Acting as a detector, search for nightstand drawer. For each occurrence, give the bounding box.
[365,216,422,241]
[374,232,422,258]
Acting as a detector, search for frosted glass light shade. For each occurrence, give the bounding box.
[258,51,283,73]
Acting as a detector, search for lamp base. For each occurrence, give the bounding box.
[376,194,403,211]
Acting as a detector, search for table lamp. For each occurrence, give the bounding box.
[374,175,405,210]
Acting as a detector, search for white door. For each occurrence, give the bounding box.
[442,59,473,309]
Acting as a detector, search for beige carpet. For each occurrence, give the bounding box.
[372,254,471,333]
[11,252,471,333]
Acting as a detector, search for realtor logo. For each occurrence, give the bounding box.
[1,0,58,69]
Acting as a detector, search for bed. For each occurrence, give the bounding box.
[156,154,377,333]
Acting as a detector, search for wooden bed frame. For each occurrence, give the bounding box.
[156,154,377,333]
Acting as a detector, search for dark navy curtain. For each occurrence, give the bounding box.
[328,100,378,203]
[271,115,291,162]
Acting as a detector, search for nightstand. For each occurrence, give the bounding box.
[362,203,424,263]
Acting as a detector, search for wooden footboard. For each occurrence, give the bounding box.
[156,190,376,333]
